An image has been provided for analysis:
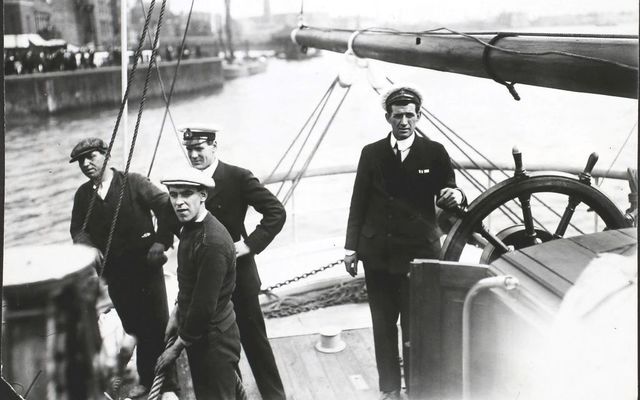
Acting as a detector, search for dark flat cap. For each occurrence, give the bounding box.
[69,137,108,163]
[381,85,423,111]
[180,126,221,145]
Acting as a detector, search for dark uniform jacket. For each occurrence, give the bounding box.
[345,134,459,273]
[207,161,286,296]
[70,169,173,276]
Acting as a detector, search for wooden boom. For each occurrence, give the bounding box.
[292,27,639,99]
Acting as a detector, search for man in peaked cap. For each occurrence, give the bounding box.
[69,137,178,398]
[344,85,465,399]
[160,125,287,400]
[155,166,245,399]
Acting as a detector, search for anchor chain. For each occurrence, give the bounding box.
[260,258,344,293]
[262,277,368,319]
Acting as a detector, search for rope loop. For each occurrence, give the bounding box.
[347,30,363,56]
[482,33,521,101]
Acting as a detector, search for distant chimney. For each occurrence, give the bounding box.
[263,0,271,20]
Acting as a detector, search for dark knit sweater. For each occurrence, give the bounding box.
[70,169,173,271]
[177,212,236,343]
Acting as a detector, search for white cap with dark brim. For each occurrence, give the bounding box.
[179,125,223,145]
[161,166,215,188]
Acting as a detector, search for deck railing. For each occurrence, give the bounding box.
[259,161,635,243]
[262,160,632,184]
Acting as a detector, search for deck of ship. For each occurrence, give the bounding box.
[239,327,381,400]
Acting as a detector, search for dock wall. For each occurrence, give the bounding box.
[4,57,224,115]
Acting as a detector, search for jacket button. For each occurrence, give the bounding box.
[386,233,392,237]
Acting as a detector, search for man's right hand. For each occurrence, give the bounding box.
[344,252,359,277]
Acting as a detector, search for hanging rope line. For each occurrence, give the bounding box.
[431,27,638,71]
[143,0,196,176]
[265,76,339,184]
[598,121,638,188]
[282,84,352,205]
[101,0,168,275]
[81,0,159,238]
[298,0,305,27]
[275,79,338,197]
[482,33,521,100]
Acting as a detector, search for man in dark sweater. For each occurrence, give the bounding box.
[344,86,465,400]
[69,138,177,398]
[159,126,286,400]
[155,166,243,399]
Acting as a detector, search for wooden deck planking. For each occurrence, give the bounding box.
[239,327,380,400]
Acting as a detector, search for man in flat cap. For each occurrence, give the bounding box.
[69,137,178,399]
[155,167,244,399]
[162,126,287,400]
[344,85,465,400]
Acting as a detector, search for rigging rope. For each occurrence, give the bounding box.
[275,77,338,198]
[265,76,339,185]
[598,121,638,187]
[101,0,168,275]
[80,0,161,277]
[144,0,195,176]
[282,84,352,205]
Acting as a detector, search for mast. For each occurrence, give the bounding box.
[121,0,128,164]
[224,0,235,62]
[292,27,639,99]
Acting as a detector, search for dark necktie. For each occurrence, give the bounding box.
[394,143,402,164]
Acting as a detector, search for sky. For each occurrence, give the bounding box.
[159,0,640,23]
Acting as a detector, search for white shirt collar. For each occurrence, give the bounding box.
[202,157,219,177]
[390,133,415,152]
[93,168,114,200]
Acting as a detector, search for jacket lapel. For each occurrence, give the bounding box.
[402,135,425,171]
[209,161,226,198]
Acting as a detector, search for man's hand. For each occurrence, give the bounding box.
[165,307,179,342]
[147,242,168,267]
[154,338,186,375]
[234,241,251,258]
[437,188,463,209]
[344,252,359,277]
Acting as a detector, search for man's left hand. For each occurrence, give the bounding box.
[234,241,251,258]
[154,341,182,375]
[147,242,168,267]
[437,188,463,209]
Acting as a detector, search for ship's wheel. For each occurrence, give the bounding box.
[440,149,631,263]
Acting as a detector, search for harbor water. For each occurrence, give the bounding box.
[4,52,637,268]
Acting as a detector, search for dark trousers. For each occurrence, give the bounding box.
[363,264,411,393]
[233,292,286,400]
[106,253,177,391]
[186,323,243,400]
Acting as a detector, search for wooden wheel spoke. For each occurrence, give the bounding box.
[518,194,537,245]
[476,223,511,254]
[554,196,582,238]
